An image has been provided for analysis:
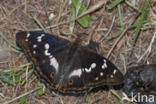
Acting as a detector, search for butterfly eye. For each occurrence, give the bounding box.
[50,72,55,78]
[68,80,74,85]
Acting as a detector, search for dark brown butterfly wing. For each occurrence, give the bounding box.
[16,31,124,94]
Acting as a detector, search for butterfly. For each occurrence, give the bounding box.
[16,31,123,94]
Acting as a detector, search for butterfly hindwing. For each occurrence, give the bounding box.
[60,47,123,93]
[16,31,123,94]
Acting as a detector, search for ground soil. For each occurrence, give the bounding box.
[0,0,156,104]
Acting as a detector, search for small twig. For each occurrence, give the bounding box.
[56,0,69,23]
[0,1,28,22]
[110,89,122,100]
[52,0,106,28]
[0,32,21,51]
[86,0,91,8]
[91,6,106,41]
[125,1,139,12]
[101,16,116,41]
[137,25,156,63]
[120,53,127,74]
[0,63,31,73]
[59,96,64,104]
[24,0,27,13]
[0,93,4,97]
[106,13,140,58]
[106,27,129,58]
[3,87,40,104]
[26,64,29,81]
[31,14,48,33]
[31,0,106,31]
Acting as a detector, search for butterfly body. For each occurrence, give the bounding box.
[16,31,123,94]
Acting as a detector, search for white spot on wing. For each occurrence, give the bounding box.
[45,43,50,49]
[33,44,37,48]
[45,50,51,56]
[91,63,96,68]
[50,57,59,73]
[110,75,114,78]
[85,63,96,72]
[69,69,82,78]
[49,55,53,58]
[25,33,30,42]
[85,68,91,72]
[100,72,103,76]
[95,77,99,80]
[26,33,30,38]
[44,43,51,56]
[37,34,45,42]
[43,43,59,73]
[33,51,36,54]
[113,69,117,74]
[102,59,107,69]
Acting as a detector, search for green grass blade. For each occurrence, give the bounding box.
[108,0,124,9]
[77,5,90,28]
[16,96,26,104]
[70,0,90,30]
[118,4,123,29]
[70,0,83,33]
[131,0,150,51]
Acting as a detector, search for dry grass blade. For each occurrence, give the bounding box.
[0,32,21,51]
[137,25,156,63]
[31,14,48,33]
[106,12,140,58]
[56,0,69,23]
[0,1,28,23]
[3,87,40,104]
[31,0,107,31]
[101,16,116,41]
[110,89,122,100]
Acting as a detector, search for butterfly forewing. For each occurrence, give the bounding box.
[16,31,123,94]
[16,31,71,87]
